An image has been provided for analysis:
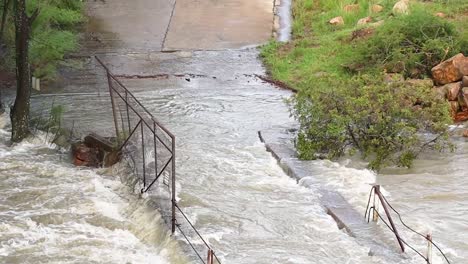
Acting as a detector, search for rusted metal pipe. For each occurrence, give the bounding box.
[374,185,405,252]
[427,234,432,263]
[171,137,176,234]
[207,249,214,264]
[107,72,121,143]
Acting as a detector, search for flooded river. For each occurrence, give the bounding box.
[1,0,467,262]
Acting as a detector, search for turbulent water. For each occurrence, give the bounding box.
[0,114,187,263]
[1,48,467,263]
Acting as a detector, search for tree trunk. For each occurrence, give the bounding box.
[0,0,11,40]
[10,0,31,142]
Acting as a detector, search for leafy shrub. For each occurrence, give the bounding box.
[350,8,464,78]
[291,74,452,170]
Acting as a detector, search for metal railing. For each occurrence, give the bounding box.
[365,185,451,264]
[95,56,221,263]
[95,56,177,232]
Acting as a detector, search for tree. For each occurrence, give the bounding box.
[10,0,38,142]
[0,0,11,40]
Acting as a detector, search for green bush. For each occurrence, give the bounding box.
[291,74,452,170]
[349,8,464,78]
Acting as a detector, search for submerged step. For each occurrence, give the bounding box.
[259,128,406,262]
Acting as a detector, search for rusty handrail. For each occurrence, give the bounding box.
[95,56,221,263]
[95,56,176,234]
[374,185,405,252]
[365,185,451,264]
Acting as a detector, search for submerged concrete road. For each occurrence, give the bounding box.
[35,0,396,263]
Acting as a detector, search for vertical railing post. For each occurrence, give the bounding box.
[171,136,176,234]
[107,72,121,143]
[426,234,432,264]
[372,187,379,222]
[207,249,214,264]
[374,185,405,253]
[153,123,158,178]
[141,121,146,189]
[125,91,131,135]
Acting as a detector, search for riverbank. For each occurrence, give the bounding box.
[261,0,468,170]
[260,0,468,262]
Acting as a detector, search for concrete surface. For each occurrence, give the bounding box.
[164,0,274,50]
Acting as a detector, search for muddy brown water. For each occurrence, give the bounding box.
[1,0,467,263]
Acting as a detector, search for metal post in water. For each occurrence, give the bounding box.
[141,122,146,188]
[426,234,433,263]
[374,185,405,252]
[107,72,121,143]
[373,187,379,222]
[207,249,214,264]
[171,136,176,234]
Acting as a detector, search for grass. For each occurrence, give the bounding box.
[261,0,468,91]
[260,0,467,169]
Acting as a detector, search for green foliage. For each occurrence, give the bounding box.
[291,74,452,170]
[261,0,466,170]
[30,29,78,78]
[32,103,65,134]
[349,8,465,78]
[2,0,84,80]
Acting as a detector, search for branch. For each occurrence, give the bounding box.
[28,8,39,26]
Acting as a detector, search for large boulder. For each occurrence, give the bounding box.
[443,82,462,101]
[462,87,468,109]
[433,86,447,100]
[72,133,121,168]
[431,53,468,85]
[71,143,100,167]
[462,76,468,88]
[449,101,460,116]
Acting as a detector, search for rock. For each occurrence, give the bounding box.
[462,87,468,109]
[462,76,468,88]
[393,0,410,15]
[454,111,468,122]
[84,133,121,167]
[431,53,468,85]
[344,4,359,13]
[449,101,460,116]
[435,12,446,18]
[103,150,122,167]
[84,133,115,152]
[71,143,100,167]
[371,4,383,13]
[329,16,344,26]
[463,130,468,137]
[351,27,375,40]
[432,86,447,100]
[442,82,462,101]
[72,134,121,168]
[357,17,372,26]
[459,92,467,109]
